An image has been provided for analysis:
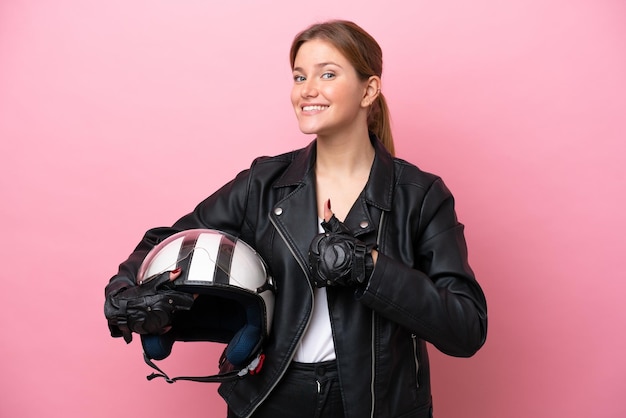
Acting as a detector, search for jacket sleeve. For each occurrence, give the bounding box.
[104,165,255,337]
[358,177,487,357]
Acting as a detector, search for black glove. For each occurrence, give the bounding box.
[308,215,376,288]
[104,271,195,343]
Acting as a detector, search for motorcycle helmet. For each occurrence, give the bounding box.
[136,229,275,383]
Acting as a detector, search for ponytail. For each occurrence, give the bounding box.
[368,93,395,156]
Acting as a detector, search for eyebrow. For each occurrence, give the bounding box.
[293,62,343,72]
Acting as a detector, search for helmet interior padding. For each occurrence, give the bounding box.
[142,289,264,368]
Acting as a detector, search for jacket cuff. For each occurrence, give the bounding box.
[354,253,383,299]
[105,275,134,298]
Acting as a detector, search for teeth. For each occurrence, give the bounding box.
[302,105,328,111]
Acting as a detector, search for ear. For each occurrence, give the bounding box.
[361,76,381,108]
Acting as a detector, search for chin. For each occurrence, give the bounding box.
[298,124,323,136]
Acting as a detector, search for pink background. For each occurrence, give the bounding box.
[1,1,625,417]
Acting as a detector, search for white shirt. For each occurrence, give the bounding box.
[293,220,336,362]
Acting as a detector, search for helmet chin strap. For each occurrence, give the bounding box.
[143,352,266,383]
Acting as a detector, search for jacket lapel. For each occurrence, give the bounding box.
[344,135,395,238]
[269,141,319,277]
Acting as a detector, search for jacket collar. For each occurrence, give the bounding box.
[273,133,394,212]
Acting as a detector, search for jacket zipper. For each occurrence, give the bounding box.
[243,214,316,418]
[411,333,420,389]
[369,312,376,418]
[369,210,385,417]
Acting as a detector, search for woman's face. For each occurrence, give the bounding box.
[291,39,369,139]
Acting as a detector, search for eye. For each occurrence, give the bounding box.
[321,72,336,80]
[293,74,306,83]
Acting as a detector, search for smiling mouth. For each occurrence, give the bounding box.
[302,105,329,112]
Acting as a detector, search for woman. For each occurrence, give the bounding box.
[105,20,487,418]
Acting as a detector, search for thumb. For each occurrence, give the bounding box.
[169,267,182,281]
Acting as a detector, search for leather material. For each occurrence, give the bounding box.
[106,135,487,418]
[104,271,195,343]
[308,214,375,287]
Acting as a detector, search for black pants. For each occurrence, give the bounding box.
[227,360,345,418]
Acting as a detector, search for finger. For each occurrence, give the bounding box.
[169,267,182,281]
[324,198,333,222]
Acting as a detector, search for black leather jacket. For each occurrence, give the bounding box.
[106,136,487,418]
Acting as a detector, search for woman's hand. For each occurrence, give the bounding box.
[321,199,378,265]
[308,199,376,288]
[104,268,194,343]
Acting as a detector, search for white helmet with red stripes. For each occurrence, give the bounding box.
[136,229,274,383]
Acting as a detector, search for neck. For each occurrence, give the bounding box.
[315,129,375,176]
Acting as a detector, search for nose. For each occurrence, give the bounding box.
[300,79,319,98]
